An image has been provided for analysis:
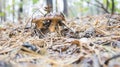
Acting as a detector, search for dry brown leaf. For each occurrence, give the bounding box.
[35,21,43,29]
[71,40,80,46]
[49,20,57,32]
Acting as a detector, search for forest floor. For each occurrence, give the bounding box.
[0,14,120,67]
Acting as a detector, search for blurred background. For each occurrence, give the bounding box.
[0,0,120,23]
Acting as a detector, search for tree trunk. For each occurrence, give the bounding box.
[111,0,115,14]
[55,0,58,12]
[46,0,53,11]
[63,0,68,16]
[0,0,4,22]
[12,0,15,23]
[3,0,6,21]
[0,0,2,22]
[106,0,109,10]
[18,0,23,23]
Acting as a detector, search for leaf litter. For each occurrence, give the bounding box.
[0,11,120,67]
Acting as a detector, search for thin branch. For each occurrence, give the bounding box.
[88,0,109,13]
[95,0,109,13]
